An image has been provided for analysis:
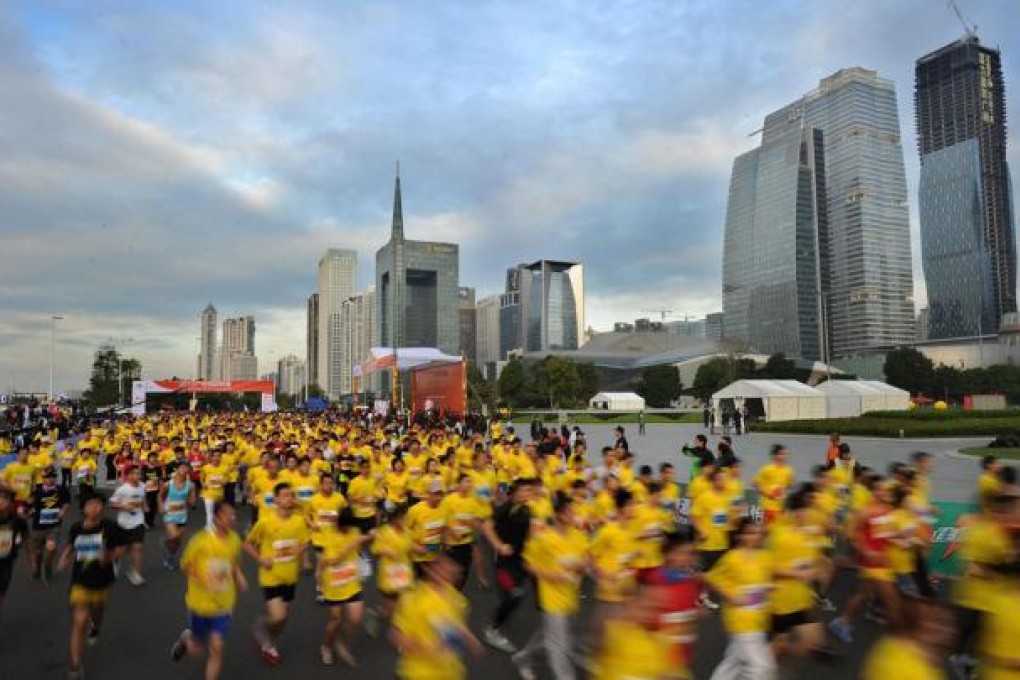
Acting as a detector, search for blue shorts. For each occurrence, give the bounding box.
[189,612,232,640]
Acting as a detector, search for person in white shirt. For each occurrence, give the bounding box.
[110,465,148,586]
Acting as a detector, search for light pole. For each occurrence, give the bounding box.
[110,337,135,409]
[48,315,64,402]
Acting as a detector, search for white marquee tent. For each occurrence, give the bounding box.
[712,379,826,423]
[816,380,910,418]
[589,392,646,411]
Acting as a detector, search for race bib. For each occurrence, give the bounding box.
[272,539,298,563]
[385,563,412,589]
[76,467,91,481]
[39,508,60,525]
[75,533,103,562]
[166,501,186,513]
[740,585,768,611]
[712,511,729,527]
[317,510,338,529]
[206,558,233,592]
[0,529,13,558]
[327,562,358,587]
[296,488,314,501]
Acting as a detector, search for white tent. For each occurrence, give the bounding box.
[712,379,826,422]
[589,392,646,411]
[816,380,910,417]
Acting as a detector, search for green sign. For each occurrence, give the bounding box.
[929,500,977,580]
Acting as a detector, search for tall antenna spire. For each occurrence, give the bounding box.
[391,160,404,241]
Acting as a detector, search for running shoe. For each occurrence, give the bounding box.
[67,666,84,680]
[818,596,837,612]
[126,570,146,587]
[86,624,100,647]
[699,592,720,610]
[511,651,536,680]
[827,618,853,644]
[483,626,517,654]
[319,645,335,666]
[171,629,191,662]
[334,644,357,668]
[364,608,380,639]
[260,645,282,665]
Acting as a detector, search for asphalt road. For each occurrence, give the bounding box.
[0,424,981,679]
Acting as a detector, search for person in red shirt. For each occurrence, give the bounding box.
[648,527,702,675]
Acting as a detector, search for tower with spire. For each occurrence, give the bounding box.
[374,164,460,368]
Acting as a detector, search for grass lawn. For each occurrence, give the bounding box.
[555,412,702,425]
[959,446,1020,460]
[752,414,1020,438]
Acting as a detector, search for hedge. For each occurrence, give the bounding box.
[861,409,1018,421]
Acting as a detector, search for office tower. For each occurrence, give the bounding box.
[459,287,477,363]
[276,355,306,396]
[198,303,217,380]
[340,288,375,395]
[499,267,522,359]
[722,67,915,360]
[917,35,1016,338]
[375,169,460,355]
[219,315,257,380]
[499,260,585,353]
[475,294,501,365]
[705,313,724,343]
[306,293,319,390]
[317,248,358,399]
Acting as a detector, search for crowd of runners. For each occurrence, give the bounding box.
[0,412,1018,679]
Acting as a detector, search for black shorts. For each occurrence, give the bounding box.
[769,609,817,637]
[321,593,363,606]
[122,525,146,544]
[262,584,296,603]
[700,549,727,573]
[446,543,473,572]
[353,517,376,534]
[0,561,12,596]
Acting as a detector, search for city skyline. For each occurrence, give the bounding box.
[2,1,1018,392]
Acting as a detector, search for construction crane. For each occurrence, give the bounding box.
[641,308,688,322]
[948,0,977,38]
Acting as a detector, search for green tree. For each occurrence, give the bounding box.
[638,365,682,407]
[883,347,935,395]
[575,361,600,404]
[276,392,296,410]
[497,358,528,407]
[305,383,326,399]
[691,357,731,403]
[531,356,582,408]
[84,345,141,408]
[759,353,797,379]
[467,366,497,412]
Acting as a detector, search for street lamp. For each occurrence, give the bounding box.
[48,315,64,402]
[110,337,135,409]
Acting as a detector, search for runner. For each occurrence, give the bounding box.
[588,488,639,656]
[317,507,373,667]
[109,464,148,586]
[406,478,447,575]
[28,466,69,582]
[58,494,126,679]
[512,491,589,680]
[754,445,794,526]
[244,481,310,665]
[0,489,29,623]
[704,517,777,680]
[861,596,953,679]
[484,478,536,654]
[648,528,702,679]
[391,553,483,680]
[170,502,248,680]
[368,504,415,637]
[160,462,195,569]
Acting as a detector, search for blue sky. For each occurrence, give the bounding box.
[1,0,1017,392]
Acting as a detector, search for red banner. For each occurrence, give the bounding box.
[410,361,466,415]
[152,380,275,394]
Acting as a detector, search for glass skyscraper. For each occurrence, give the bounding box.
[723,68,915,360]
[500,260,585,355]
[916,35,1016,339]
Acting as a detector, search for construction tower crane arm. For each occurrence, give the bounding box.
[948,0,977,37]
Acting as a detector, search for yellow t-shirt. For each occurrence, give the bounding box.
[288,472,319,506]
[440,492,487,546]
[306,492,346,548]
[394,583,469,680]
[953,519,1014,612]
[406,501,446,562]
[690,488,732,552]
[522,525,588,615]
[862,636,943,680]
[705,548,772,634]
[72,457,98,486]
[979,585,1020,679]
[628,504,670,569]
[246,511,310,587]
[347,476,380,519]
[385,470,411,504]
[754,463,794,513]
[371,523,414,594]
[590,520,637,603]
[767,519,818,615]
[181,528,243,617]
[686,475,710,502]
[468,468,497,505]
[980,472,1005,511]
[596,619,672,680]
[1,463,35,501]
[319,529,363,602]
[200,464,229,502]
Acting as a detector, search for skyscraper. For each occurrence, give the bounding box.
[306,293,319,391]
[317,249,357,399]
[498,261,585,354]
[475,294,501,366]
[340,288,375,395]
[198,303,217,380]
[458,287,477,363]
[276,355,306,396]
[219,316,257,380]
[375,169,460,355]
[916,35,1016,338]
[722,67,915,360]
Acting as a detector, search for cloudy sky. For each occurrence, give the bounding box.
[1,0,1018,393]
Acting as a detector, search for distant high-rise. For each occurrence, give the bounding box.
[276,355,306,396]
[198,304,217,380]
[722,67,915,360]
[340,288,375,395]
[375,169,460,358]
[458,287,477,363]
[917,35,1017,338]
[219,316,257,380]
[475,294,501,366]
[306,293,319,391]
[317,249,357,399]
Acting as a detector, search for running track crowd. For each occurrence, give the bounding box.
[0,412,1018,680]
